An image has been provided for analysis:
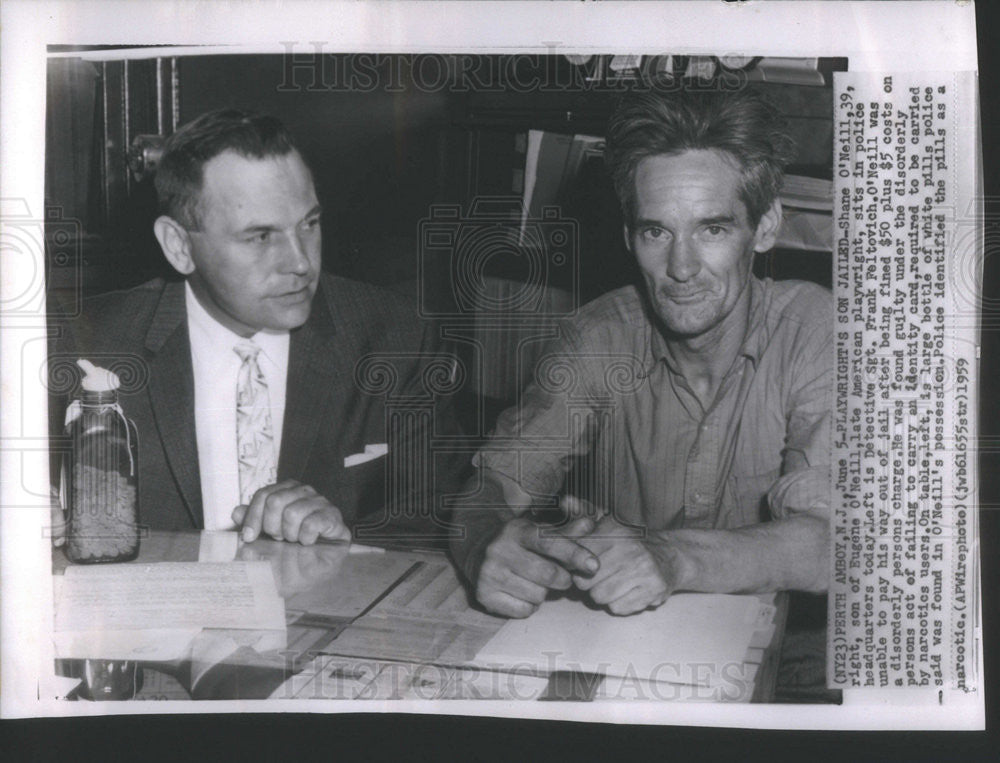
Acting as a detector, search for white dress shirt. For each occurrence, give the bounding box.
[185,282,289,530]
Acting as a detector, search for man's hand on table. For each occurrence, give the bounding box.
[572,513,675,616]
[473,495,679,618]
[476,515,599,618]
[231,479,351,545]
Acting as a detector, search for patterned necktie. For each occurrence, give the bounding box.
[235,341,277,505]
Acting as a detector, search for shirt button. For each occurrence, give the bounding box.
[694,491,703,501]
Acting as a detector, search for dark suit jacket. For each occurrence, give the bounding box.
[50,274,467,541]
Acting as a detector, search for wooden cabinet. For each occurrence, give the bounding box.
[46,56,179,302]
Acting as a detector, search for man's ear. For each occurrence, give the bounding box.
[153,215,196,276]
[752,198,783,253]
[622,222,633,253]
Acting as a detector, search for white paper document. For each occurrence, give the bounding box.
[473,593,767,686]
[197,531,240,562]
[53,561,286,660]
[281,552,417,619]
[329,560,506,664]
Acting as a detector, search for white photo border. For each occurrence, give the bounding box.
[0,0,982,729]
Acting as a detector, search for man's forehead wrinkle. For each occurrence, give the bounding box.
[635,187,745,224]
[635,153,749,225]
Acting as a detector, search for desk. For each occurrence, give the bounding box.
[53,531,788,702]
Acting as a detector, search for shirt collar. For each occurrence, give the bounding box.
[184,281,289,363]
[644,276,770,373]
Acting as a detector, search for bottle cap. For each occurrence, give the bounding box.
[77,359,121,392]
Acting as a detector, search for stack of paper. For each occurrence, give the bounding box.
[777,174,833,251]
[780,174,833,211]
[53,561,286,660]
[747,57,828,87]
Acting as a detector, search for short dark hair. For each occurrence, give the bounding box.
[155,109,302,229]
[604,87,797,226]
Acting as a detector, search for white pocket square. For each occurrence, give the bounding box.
[344,443,388,468]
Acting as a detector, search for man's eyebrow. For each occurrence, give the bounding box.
[238,223,278,234]
[631,214,740,230]
[633,218,668,229]
[698,215,738,226]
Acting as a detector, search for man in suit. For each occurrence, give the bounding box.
[51,109,462,544]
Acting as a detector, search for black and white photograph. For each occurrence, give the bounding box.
[0,0,986,746]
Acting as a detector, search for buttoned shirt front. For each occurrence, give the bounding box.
[474,277,833,531]
[186,282,290,530]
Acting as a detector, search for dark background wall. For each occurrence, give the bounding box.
[178,55,461,285]
[45,53,839,303]
[45,52,839,429]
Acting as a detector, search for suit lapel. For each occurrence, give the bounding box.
[280,277,354,481]
[145,281,202,528]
